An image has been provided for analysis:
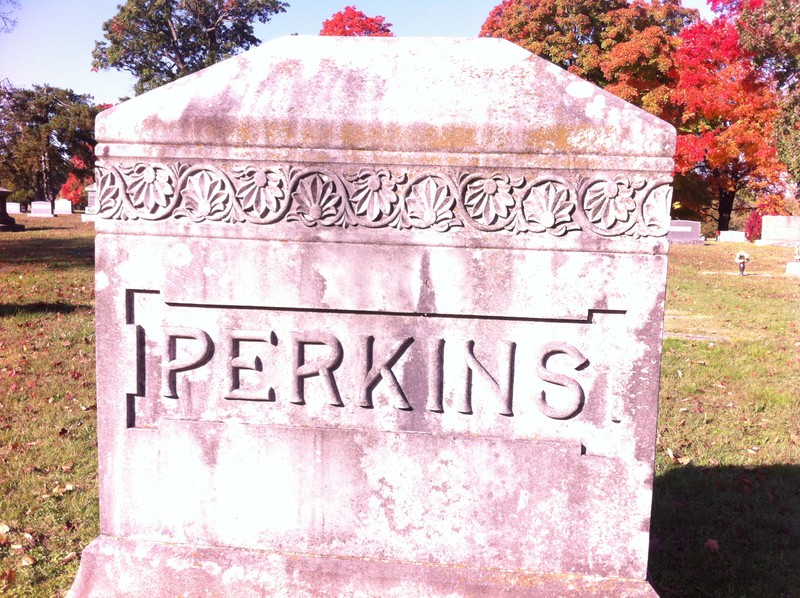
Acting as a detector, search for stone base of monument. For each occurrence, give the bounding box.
[0,218,24,232]
[70,536,656,597]
[29,201,54,217]
[786,262,800,277]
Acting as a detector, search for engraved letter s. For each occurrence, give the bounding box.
[536,342,588,420]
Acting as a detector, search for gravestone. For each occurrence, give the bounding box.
[667,219,704,244]
[6,202,21,214]
[70,37,675,597]
[787,262,800,277]
[717,230,746,243]
[54,198,74,215]
[29,200,54,217]
[757,215,800,246]
[82,182,98,222]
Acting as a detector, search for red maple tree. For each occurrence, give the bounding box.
[670,17,790,230]
[59,155,93,207]
[320,5,393,37]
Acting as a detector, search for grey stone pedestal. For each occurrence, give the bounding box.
[0,187,24,232]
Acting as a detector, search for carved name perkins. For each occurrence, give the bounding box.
[154,326,590,421]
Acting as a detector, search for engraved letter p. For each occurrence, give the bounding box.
[160,326,214,400]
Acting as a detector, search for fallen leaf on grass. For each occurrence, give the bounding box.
[704,539,720,553]
[59,552,77,565]
[19,555,35,567]
[1,568,15,586]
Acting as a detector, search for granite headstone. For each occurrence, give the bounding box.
[70,37,675,597]
[29,200,54,217]
[54,198,74,215]
[758,215,800,246]
[667,219,704,244]
[81,182,98,222]
[717,230,746,243]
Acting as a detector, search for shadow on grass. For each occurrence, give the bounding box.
[649,464,800,597]
[0,302,92,317]
[0,236,94,270]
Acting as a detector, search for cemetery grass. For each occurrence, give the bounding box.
[0,223,798,596]
[651,241,800,597]
[0,216,97,597]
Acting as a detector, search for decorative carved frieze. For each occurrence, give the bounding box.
[96,162,672,238]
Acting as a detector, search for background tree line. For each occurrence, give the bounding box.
[2,0,797,235]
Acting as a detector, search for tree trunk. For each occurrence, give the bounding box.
[718,189,735,231]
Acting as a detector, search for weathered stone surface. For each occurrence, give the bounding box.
[71,36,673,597]
[668,219,704,244]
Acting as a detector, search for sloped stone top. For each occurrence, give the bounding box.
[96,36,674,159]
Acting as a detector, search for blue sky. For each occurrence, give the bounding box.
[0,0,714,105]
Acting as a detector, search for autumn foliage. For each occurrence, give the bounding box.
[480,0,798,232]
[59,156,93,207]
[320,6,393,37]
[480,0,694,120]
[671,17,789,230]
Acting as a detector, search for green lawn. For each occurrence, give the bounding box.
[1,216,798,596]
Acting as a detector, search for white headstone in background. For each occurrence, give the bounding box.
[668,219,704,244]
[70,36,676,597]
[717,230,746,243]
[54,198,74,215]
[29,200,54,217]
[757,215,800,246]
[82,183,98,222]
[5,202,21,214]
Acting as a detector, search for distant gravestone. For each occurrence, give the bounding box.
[758,215,800,246]
[6,202,21,214]
[29,200,54,217]
[787,262,800,277]
[668,219,704,244]
[70,37,675,597]
[82,183,98,222]
[54,198,74,215]
[718,230,746,243]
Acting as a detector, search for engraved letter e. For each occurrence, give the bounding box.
[160,326,214,399]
